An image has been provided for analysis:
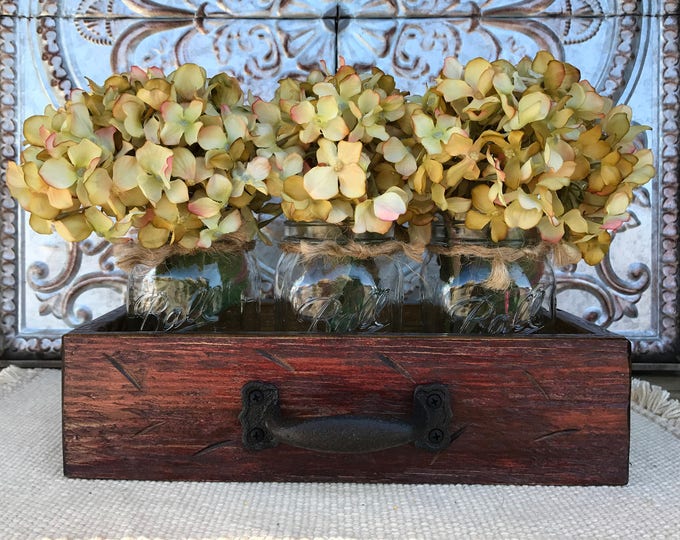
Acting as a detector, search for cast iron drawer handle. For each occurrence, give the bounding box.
[239,381,452,454]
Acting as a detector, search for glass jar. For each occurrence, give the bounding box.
[421,221,555,334]
[127,250,261,331]
[274,221,403,332]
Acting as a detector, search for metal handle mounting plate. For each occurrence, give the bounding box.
[239,381,453,454]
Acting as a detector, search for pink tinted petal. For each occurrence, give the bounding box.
[161,101,183,122]
[188,197,221,218]
[442,56,464,79]
[290,101,315,124]
[601,213,630,231]
[373,191,406,221]
[247,156,272,181]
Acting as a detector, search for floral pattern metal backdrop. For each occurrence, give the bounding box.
[1,0,678,366]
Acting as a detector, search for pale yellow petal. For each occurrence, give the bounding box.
[338,163,366,198]
[337,140,363,165]
[53,213,92,242]
[138,223,170,249]
[303,166,339,200]
[39,158,77,189]
[322,116,349,141]
[504,200,542,229]
[166,180,190,204]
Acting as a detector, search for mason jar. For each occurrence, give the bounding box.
[274,221,403,332]
[421,221,555,334]
[127,250,261,331]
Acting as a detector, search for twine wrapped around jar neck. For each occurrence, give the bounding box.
[428,221,552,290]
[280,238,423,262]
[114,229,255,272]
[280,221,424,262]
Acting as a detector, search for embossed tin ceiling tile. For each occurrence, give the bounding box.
[642,0,678,15]
[391,0,622,17]
[45,0,655,19]
[336,16,642,99]
[2,0,27,17]
[334,0,398,17]
[52,16,335,100]
[57,0,341,18]
[18,230,126,333]
[661,0,679,14]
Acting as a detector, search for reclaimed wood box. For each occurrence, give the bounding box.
[62,306,630,485]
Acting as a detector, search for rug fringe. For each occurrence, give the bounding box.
[631,378,680,437]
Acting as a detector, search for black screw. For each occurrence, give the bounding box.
[426,392,443,409]
[248,427,266,443]
[428,428,444,444]
[249,389,264,404]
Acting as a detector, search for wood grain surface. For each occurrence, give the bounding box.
[62,309,631,485]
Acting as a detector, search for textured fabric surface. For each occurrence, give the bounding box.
[1,367,679,540]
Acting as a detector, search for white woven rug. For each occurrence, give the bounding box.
[1,367,679,540]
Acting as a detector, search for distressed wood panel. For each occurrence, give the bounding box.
[62,309,631,485]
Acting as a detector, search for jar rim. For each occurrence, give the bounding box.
[430,220,541,246]
[283,220,395,243]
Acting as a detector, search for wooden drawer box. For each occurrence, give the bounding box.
[62,307,630,485]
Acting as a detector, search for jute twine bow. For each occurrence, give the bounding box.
[280,239,425,262]
[114,229,255,272]
[427,242,551,291]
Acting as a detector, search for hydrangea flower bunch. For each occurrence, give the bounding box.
[257,62,417,236]
[7,64,273,249]
[7,54,655,266]
[413,51,655,265]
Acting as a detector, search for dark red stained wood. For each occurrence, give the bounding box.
[62,308,630,485]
